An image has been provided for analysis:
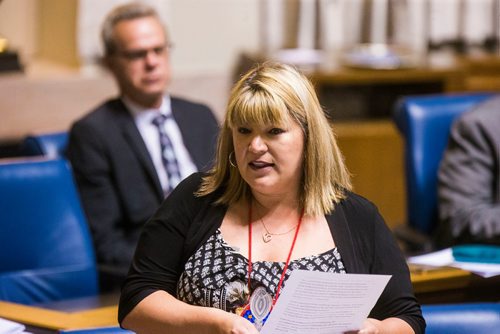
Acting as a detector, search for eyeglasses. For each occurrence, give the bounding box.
[115,43,173,61]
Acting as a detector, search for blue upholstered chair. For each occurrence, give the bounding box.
[20,131,68,157]
[393,92,495,252]
[0,158,98,304]
[422,302,500,334]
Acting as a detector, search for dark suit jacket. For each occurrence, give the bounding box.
[66,97,219,273]
[437,96,500,246]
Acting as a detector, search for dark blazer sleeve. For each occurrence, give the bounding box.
[332,193,425,334]
[67,116,136,266]
[66,100,163,268]
[438,99,500,246]
[369,208,424,333]
[118,173,224,324]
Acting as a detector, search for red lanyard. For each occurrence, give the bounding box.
[247,202,304,306]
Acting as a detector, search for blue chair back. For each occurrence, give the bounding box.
[20,131,68,157]
[422,302,500,334]
[393,92,495,235]
[0,158,98,304]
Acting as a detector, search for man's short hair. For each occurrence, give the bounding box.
[101,2,164,57]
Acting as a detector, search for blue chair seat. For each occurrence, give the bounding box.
[0,158,98,304]
[422,302,500,334]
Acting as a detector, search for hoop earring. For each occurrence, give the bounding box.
[229,152,237,168]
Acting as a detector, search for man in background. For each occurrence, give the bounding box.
[67,2,219,290]
[437,96,500,247]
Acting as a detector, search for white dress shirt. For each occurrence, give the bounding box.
[122,95,197,195]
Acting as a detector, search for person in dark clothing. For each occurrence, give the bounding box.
[437,96,500,247]
[67,2,219,289]
[119,63,424,334]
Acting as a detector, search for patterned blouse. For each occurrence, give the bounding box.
[177,229,346,314]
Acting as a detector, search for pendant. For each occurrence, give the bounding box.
[249,286,273,330]
[262,232,272,243]
[239,287,273,329]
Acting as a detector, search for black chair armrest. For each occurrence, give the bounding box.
[394,224,435,255]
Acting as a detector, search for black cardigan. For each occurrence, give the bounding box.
[119,173,425,333]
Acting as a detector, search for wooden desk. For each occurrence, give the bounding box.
[309,53,465,92]
[409,264,500,304]
[410,265,471,294]
[459,52,500,91]
[0,269,497,331]
[0,294,119,332]
[0,302,117,331]
[236,50,471,120]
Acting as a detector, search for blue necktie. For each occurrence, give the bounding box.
[152,114,181,194]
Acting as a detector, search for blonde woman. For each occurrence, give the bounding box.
[119,63,425,334]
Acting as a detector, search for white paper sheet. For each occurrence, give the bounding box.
[260,271,391,334]
[408,248,500,278]
[0,317,26,334]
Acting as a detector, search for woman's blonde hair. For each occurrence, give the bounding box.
[197,62,351,216]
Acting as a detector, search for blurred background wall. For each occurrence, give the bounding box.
[0,0,261,76]
[2,0,497,77]
[1,0,499,229]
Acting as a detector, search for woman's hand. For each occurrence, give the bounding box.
[220,313,261,334]
[356,318,381,333]
[344,317,414,334]
[344,318,381,334]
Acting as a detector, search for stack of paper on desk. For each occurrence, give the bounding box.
[408,248,500,278]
